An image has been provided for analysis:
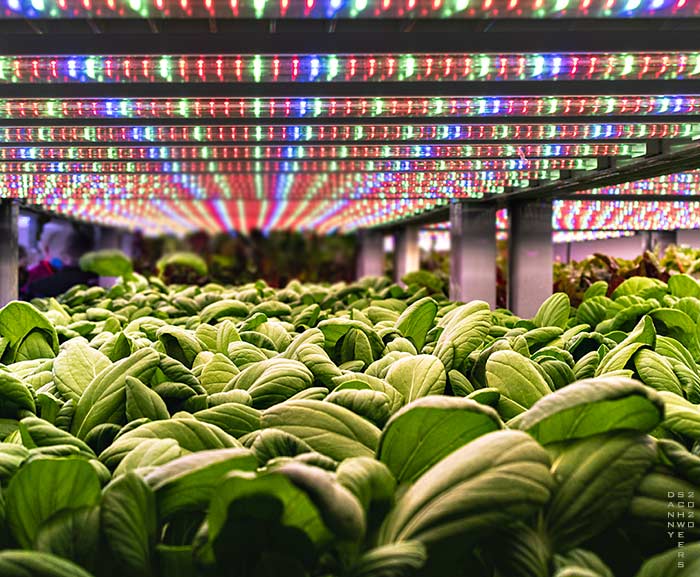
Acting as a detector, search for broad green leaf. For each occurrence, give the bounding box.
[198,353,239,395]
[583,281,608,300]
[53,340,111,403]
[294,343,343,387]
[274,462,365,541]
[553,550,614,577]
[0,302,59,364]
[194,403,261,438]
[113,438,183,476]
[395,297,438,351]
[544,432,657,550]
[72,348,160,439]
[347,542,427,577]
[385,355,447,404]
[339,327,374,368]
[377,397,502,484]
[658,391,700,439]
[378,430,553,546]
[669,274,700,298]
[125,377,170,422]
[0,550,96,577]
[485,350,552,409]
[144,448,257,519]
[326,389,392,428]
[262,399,381,460]
[6,457,101,548]
[19,417,94,457]
[594,317,655,376]
[576,297,616,328]
[510,377,664,444]
[34,506,100,573]
[101,472,157,577]
[100,419,239,470]
[156,327,203,368]
[634,349,684,396]
[336,457,396,528]
[486,523,550,577]
[0,372,36,416]
[318,318,384,361]
[230,358,314,410]
[332,372,404,415]
[533,293,570,329]
[199,300,249,324]
[649,308,700,359]
[433,302,491,372]
[249,428,313,465]
[79,250,133,277]
[611,277,667,300]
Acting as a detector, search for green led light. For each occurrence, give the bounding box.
[404,55,415,79]
[159,57,171,79]
[533,55,545,76]
[374,98,383,116]
[479,56,490,77]
[85,58,96,79]
[253,56,262,82]
[622,55,634,76]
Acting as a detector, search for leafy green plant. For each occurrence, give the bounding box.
[0,274,696,576]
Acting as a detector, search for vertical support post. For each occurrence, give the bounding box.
[508,200,553,318]
[0,200,18,306]
[449,202,496,307]
[650,230,677,256]
[393,225,420,284]
[356,229,385,279]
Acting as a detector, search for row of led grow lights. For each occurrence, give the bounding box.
[38,196,446,235]
[2,96,698,120]
[579,170,700,195]
[0,123,691,142]
[555,200,700,230]
[0,144,647,161]
[0,158,595,173]
[3,0,694,19]
[14,168,700,200]
[3,53,700,83]
[34,197,700,236]
[0,173,532,200]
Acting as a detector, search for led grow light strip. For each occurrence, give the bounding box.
[3,96,700,120]
[552,230,637,242]
[579,170,700,196]
[4,0,698,19]
[0,172,516,200]
[3,53,700,84]
[0,143,646,161]
[0,158,595,174]
[554,199,700,231]
[0,123,692,143]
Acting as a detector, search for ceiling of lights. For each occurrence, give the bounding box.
[2,1,700,235]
